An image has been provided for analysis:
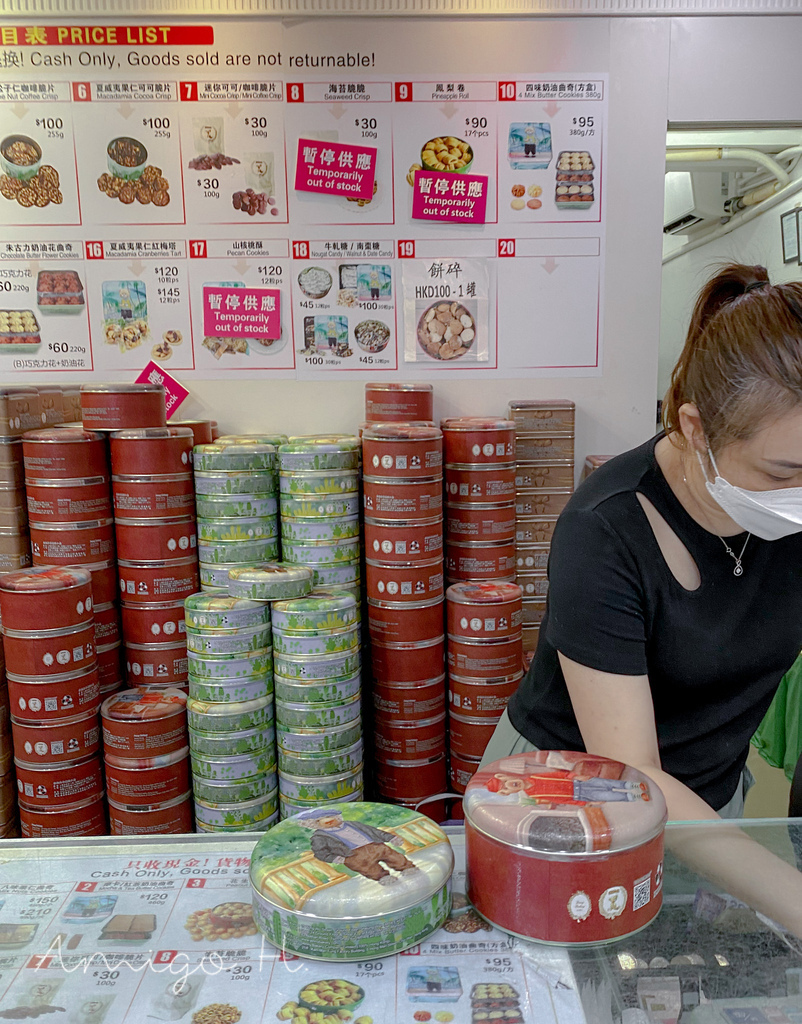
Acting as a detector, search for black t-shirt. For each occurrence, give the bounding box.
[508,434,802,810]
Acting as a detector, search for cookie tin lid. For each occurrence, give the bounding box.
[22,427,105,444]
[366,382,433,393]
[440,417,515,431]
[193,442,277,469]
[283,436,361,451]
[0,565,91,592]
[447,582,523,605]
[362,424,441,441]
[101,687,187,723]
[215,434,288,446]
[464,751,667,857]
[272,590,359,633]
[227,563,313,600]
[187,695,272,718]
[111,427,195,441]
[250,801,453,918]
[184,592,270,629]
[104,745,189,770]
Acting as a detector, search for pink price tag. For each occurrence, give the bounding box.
[202,286,281,340]
[294,137,377,202]
[411,170,488,224]
[135,362,189,420]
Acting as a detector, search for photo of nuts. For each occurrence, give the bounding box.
[421,136,473,173]
[183,903,257,941]
[417,301,476,361]
[192,1003,242,1024]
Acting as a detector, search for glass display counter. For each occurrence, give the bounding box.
[0,818,797,1024]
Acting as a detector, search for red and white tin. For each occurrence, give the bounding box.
[101,687,187,756]
[20,792,106,837]
[363,476,442,520]
[365,558,444,603]
[448,671,522,718]
[364,382,433,423]
[97,641,123,690]
[375,754,447,802]
[441,418,515,466]
[30,518,114,565]
[448,711,499,760]
[0,566,92,631]
[112,475,195,518]
[362,424,442,479]
[367,597,444,645]
[8,666,100,722]
[172,420,215,446]
[364,517,443,562]
[446,502,516,542]
[15,753,103,806]
[25,477,111,523]
[374,712,446,759]
[110,427,194,476]
[114,516,197,562]
[93,602,121,647]
[464,751,667,944]
[108,790,193,835]
[80,383,166,431]
[449,750,481,794]
[447,634,523,679]
[446,582,523,640]
[125,641,188,687]
[23,428,108,480]
[445,464,516,504]
[372,676,446,720]
[371,635,445,683]
[118,558,199,604]
[121,600,185,644]
[104,746,190,806]
[11,709,100,764]
[1,621,95,676]
[445,541,516,581]
[86,561,118,605]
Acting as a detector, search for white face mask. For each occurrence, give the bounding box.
[696,448,802,541]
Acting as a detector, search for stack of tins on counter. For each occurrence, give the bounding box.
[22,427,123,696]
[0,567,105,838]
[507,400,575,654]
[110,427,198,692]
[271,590,363,819]
[0,637,13,837]
[446,581,523,794]
[362,422,448,814]
[194,436,284,592]
[0,388,39,577]
[278,437,361,597]
[101,686,192,834]
[183,592,277,833]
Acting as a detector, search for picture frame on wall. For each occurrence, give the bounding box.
[781,209,800,264]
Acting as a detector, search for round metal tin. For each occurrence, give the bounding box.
[86,560,117,604]
[193,442,277,473]
[278,438,360,472]
[448,671,522,718]
[188,674,273,705]
[124,641,188,687]
[274,671,360,706]
[96,640,123,690]
[363,475,443,520]
[29,518,114,564]
[20,792,106,838]
[444,464,516,504]
[364,517,443,563]
[101,687,187,756]
[367,598,444,645]
[449,750,481,794]
[281,538,360,566]
[192,770,278,804]
[186,646,272,680]
[277,739,363,777]
[11,709,100,764]
[197,814,278,833]
[447,633,523,679]
[441,417,515,465]
[194,470,276,496]
[372,676,446,721]
[197,535,279,564]
[14,753,103,806]
[187,694,273,733]
[2,621,95,677]
[279,788,363,819]
[8,666,100,722]
[446,582,523,639]
[197,515,278,543]
[280,515,359,543]
[374,712,446,760]
[280,493,360,519]
[195,788,278,828]
[184,592,270,631]
[104,746,190,806]
[0,565,92,631]
[227,563,313,601]
[365,558,443,604]
[362,424,443,480]
[189,721,275,756]
[80,383,166,431]
[200,556,281,590]
[278,765,363,802]
[108,790,193,835]
[445,540,517,581]
[186,624,272,656]
[365,382,434,423]
[23,428,109,481]
[171,420,214,446]
[275,695,361,730]
[118,558,199,604]
[25,476,111,523]
[190,747,276,782]
[114,516,197,563]
[272,590,358,633]
[276,718,361,753]
[273,649,361,682]
[112,474,195,518]
[447,711,501,760]
[310,560,361,587]
[279,469,360,497]
[375,754,447,803]
[120,600,185,644]
[446,501,516,542]
[110,427,194,476]
[370,635,445,684]
[94,601,121,647]
[272,625,359,657]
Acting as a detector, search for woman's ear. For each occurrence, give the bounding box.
[677,403,707,454]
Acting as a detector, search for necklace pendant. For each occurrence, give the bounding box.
[733,563,743,577]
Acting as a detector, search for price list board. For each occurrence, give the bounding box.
[0,20,607,381]
[0,833,583,1024]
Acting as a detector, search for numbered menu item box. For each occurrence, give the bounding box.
[36,270,84,316]
[508,122,552,170]
[61,894,117,922]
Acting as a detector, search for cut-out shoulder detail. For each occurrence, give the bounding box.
[636,491,701,592]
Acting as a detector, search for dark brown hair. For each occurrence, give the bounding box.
[663,263,802,451]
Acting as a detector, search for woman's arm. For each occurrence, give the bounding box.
[559,652,802,938]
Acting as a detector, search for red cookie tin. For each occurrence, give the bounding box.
[362,475,442,520]
[104,746,190,806]
[11,709,101,764]
[464,751,667,944]
[446,582,523,640]
[365,382,434,423]
[25,477,112,523]
[364,517,443,562]
[447,633,523,679]
[15,753,103,806]
[121,600,185,644]
[23,428,108,480]
[374,712,446,759]
[93,602,121,647]
[97,641,123,690]
[110,427,194,476]
[8,666,100,722]
[0,566,92,631]
[101,687,187,756]
[448,671,522,718]
[112,474,195,518]
[125,641,188,687]
[367,597,444,645]
[80,383,166,431]
[86,560,118,605]
[108,790,193,835]
[362,424,442,479]
[371,635,445,683]
[30,518,114,565]
[445,464,516,504]
[20,792,106,838]
[375,753,447,802]
[174,420,215,446]
[515,462,574,490]
[2,621,95,676]
[365,557,444,603]
[118,558,199,604]
[445,541,516,581]
[446,502,516,542]
[516,490,573,518]
[448,710,499,760]
[449,750,481,794]
[441,418,515,465]
[114,516,197,562]
[372,675,446,720]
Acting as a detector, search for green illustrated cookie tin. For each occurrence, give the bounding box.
[280,493,360,519]
[200,553,279,589]
[195,470,276,496]
[195,787,279,827]
[279,788,363,819]
[186,624,273,656]
[190,746,277,781]
[280,515,360,543]
[272,624,359,657]
[188,673,273,704]
[189,721,275,756]
[278,765,363,802]
[281,538,360,567]
[275,695,361,730]
[277,718,361,753]
[278,739,363,776]
[227,563,313,601]
[314,581,360,601]
[197,812,279,833]
[279,470,360,496]
[195,493,278,520]
[312,560,361,587]
[273,649,361,681]
[274,671,361,705]
[184,593,270,631]
[193,442,277,472]
[197,535,279,564]
[187,694,273,732]
[187,646,273,679]
[272,590,359,634]
[198,516,280,543]
[191,769,278,803]
[216,433,288,448]
[250,802,453,959]
[278,438,361,473]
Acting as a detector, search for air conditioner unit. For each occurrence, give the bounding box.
[664,171,729,234]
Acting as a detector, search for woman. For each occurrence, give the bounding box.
[482,263,802,933]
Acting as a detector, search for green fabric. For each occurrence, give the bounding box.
[752,656,802,781]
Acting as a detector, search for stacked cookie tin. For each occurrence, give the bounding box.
[0,387,39,576]
[364,383,434,425]
[362,423,447,811]
[272,590,363,818]
[110,427,198,692]
[446,581,523,793]
[507,400,575,653]
[185,591,278,832]
[278,436,361,596]
[0,566,105,837]
[0,640,14,837]
[194,437,283,592]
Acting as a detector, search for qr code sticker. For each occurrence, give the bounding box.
[633,873,651,912]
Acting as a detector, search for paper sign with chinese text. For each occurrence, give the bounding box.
[135,361,189,419]
[203,286,281,340]
[412,171,489,224]
[294,138,377,202]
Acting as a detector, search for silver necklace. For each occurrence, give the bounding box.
[718,533,750,576]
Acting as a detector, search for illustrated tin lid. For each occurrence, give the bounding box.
[272,590,359,632]
[463,751,667,856]
[250,801,454,918]
[184,592,270,629]
[104,745,189,770]
[282,436,361,451]
[22,427,105,444]
[187,695,271,717]
[101,687,187,723]
[111,427,195,441]
[227,563,313,601]
[215,434,288,446]
[81,383,164,395]
[362,424,441,441]
[446,582,523,605]
[366,383,432,393]
[0,565,91,592]
[440,417,515,431]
